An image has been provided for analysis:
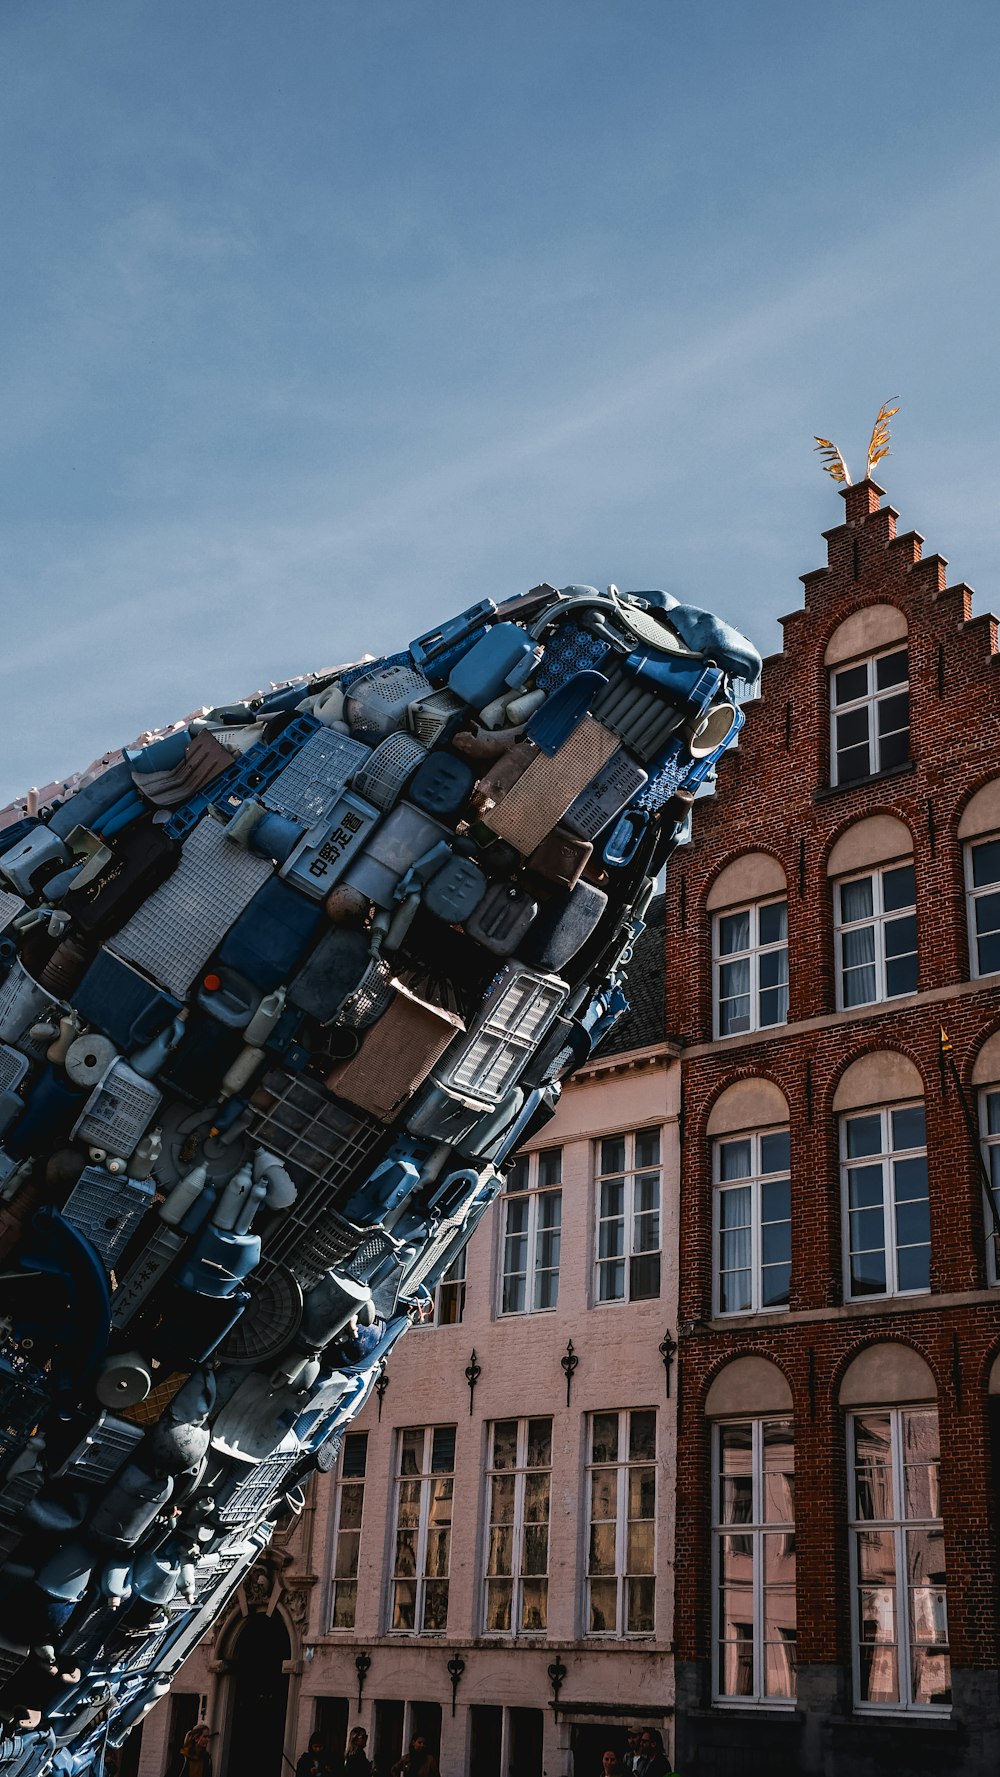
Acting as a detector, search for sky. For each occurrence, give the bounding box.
[2,0,1000,801]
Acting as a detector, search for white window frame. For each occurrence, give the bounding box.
[585,1407,657,1639]
[978,1085,1000,1286]
[713,898,788,1040]
[329,1430,367,1631]
[594,1126,662,1306]
[712,1416,796,1706]
[388,1424,455,1635]
[964,834,1000,979]
[483,1416,553,1637]
[498,1149,562,1316]
[840,1102,930,1302]
[830,645,909,786]
[432,1247,466,1326]
[713,1128,792,1317]
[834,861,917,1010]
[848,1407,950,1714]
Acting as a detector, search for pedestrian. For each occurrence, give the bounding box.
[601,1753,624,1777]
[165,1724,214,1777]
[296,1734,338,1777]
[623,1729,643,1775]
[634,1729,670,1777]
[344,1727,372,1777]
[390,1734,439,1777]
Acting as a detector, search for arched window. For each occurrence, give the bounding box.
[834,1054,929,1300]
[707,1357,795,1707]
[825,606,909,786]
[959,781,1000,979]
[827,817,917,1009]
[839,1345,949,1713]
[708,1080,791,1316]
[709,854,788,1039]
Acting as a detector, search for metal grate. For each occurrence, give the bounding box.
[262,729,371,825]
[54,1412,145,1483]
[71,1060,162,1159]
[248,1070,385,1283]
[217,1452,299,1525]
[109,815,273,997]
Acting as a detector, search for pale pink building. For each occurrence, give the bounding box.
[138,904,678,1777]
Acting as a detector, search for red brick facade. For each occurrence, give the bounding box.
[667,479,1000,1774]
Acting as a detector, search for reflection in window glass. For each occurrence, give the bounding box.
[484,1418,552,1635]
[390,1425,455,1633]
[850,1408,950,1710]
[714,1417,796,1703]
[586,1409,657,1636]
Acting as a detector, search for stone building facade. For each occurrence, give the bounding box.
[667,478,1000,1776]
[138,913,680,1777]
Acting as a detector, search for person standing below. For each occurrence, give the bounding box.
[390,1734,439,1777]
[634,1729,670,1777]
[296,1734,338,1777]
[623,1729,643,1774]
[601,1753,624,1777]
[166,1725,214,1777]
[344,1727,372,1777]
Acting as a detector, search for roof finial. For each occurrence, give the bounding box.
[813,398,900,487]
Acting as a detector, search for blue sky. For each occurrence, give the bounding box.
[2,0,1000,800]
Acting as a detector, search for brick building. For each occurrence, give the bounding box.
[138,912,682,1777]
[667,478,1000,1775]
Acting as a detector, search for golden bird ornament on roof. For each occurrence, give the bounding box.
[814,398,899,486]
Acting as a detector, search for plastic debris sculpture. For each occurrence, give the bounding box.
[0,582,760,1773]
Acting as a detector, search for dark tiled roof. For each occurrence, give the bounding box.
[593,893,666,1057]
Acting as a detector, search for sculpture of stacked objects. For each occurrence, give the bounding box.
[0,582,759,1773]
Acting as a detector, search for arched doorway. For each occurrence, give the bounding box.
[224,1610,291,1777]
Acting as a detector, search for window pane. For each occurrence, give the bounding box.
[846,1115,882,1159]
[760,1130,790,1173]
[589,1578,617,1633]
[627,1520,655,1575]
[589,1520,617,1575]
[600,1136,626,1176]
[592,1412,619,1464]
[835,662,869,704]
[630,1251,661,1299]
[506,1155,529,1192]
[627,1576,655,1634]
[590,1469,617,1527]
[492,1422,518,1470]
[538,1148,562,1187]
[892,1104,925,1150]
[527,1418,552,1469]
[875,649,907,690]
[883,864,915,911]
[520,1578,547,1631]
[719,1140,752,1181]
[719,910,751,956]
[841,875,875,922]
[629,1411,656,1462]
[485,1578,511,1631]
[759,901,787,946]
[972,839,1000,889]
[629,1466,656,1523]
